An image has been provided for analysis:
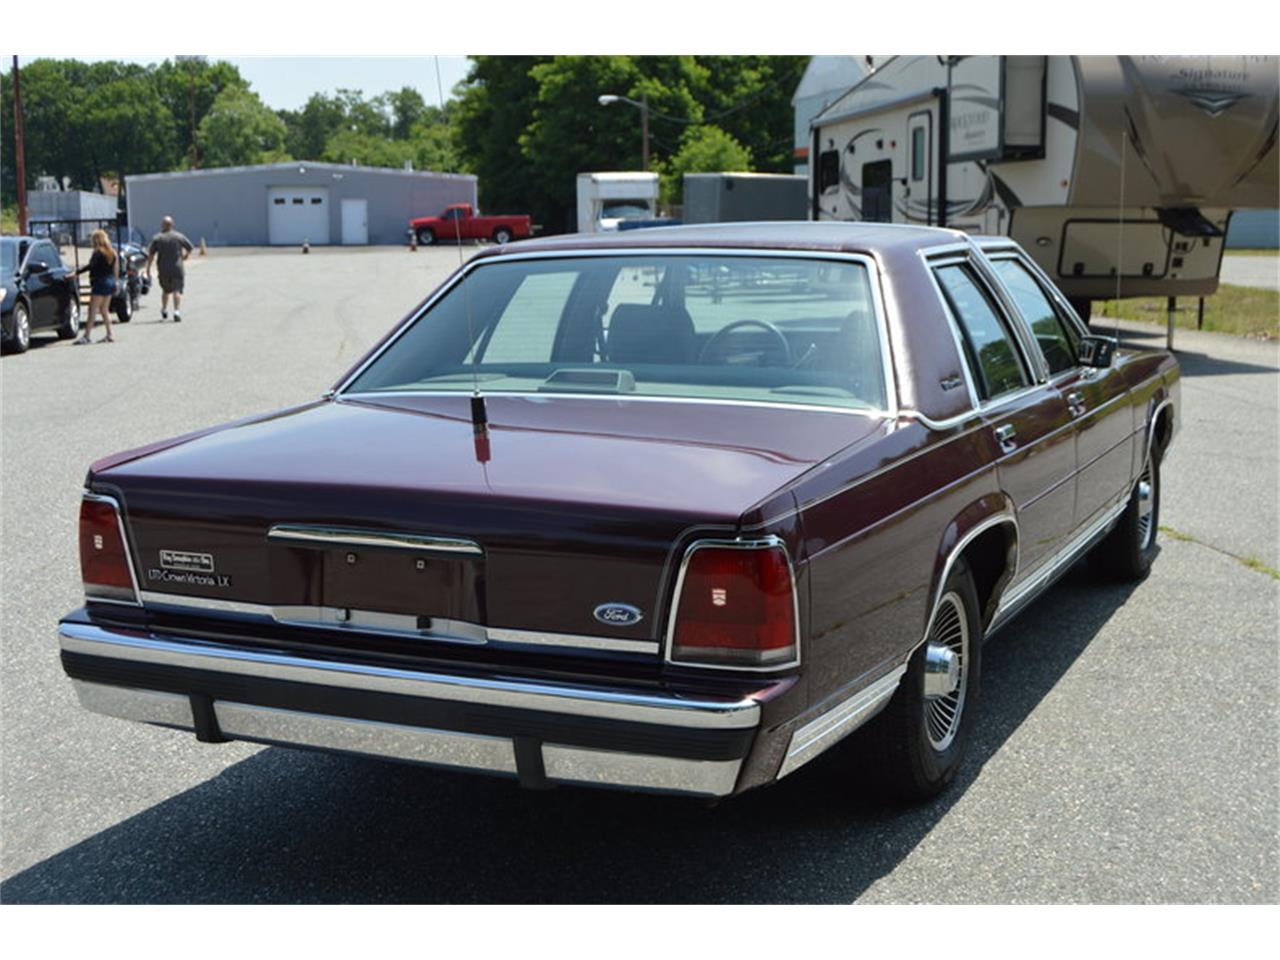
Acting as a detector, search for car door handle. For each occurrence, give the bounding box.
[994,423,1017,450]
[1066,391,1086,416]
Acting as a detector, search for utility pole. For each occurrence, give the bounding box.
[13,56,28,234]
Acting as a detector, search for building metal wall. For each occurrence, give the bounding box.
[126,163,477,246]
[28,190,119,242]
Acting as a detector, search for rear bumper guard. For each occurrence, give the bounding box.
[58,620,764,797]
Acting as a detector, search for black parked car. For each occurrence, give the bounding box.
[1,236,80,354]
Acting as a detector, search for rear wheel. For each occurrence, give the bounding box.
[1089,449,1161,581]
[417,228,436,246]
[493,226,514,245]
[861,558,982,801]
[114,292,132,323]
[57,296,80,339]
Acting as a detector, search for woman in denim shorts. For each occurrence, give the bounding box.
[74,230,119,344]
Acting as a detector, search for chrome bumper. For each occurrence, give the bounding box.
[58,620,762,797]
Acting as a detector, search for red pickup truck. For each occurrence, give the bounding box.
[409,203,532,246]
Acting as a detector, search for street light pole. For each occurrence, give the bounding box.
[598,93,650,172]
[13,56,28,235]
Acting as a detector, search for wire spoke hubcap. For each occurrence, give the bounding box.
[1136,458,1156,550]
[925,592,968,752]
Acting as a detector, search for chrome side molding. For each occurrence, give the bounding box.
[777,664,907,779]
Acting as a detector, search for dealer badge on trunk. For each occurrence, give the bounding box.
[148,549,231,588]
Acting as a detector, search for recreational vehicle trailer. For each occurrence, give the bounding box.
[810,56,1279,318]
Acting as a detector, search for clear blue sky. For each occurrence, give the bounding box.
[25,56,474,111]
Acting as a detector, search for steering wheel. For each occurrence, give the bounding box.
[699,319,792,366]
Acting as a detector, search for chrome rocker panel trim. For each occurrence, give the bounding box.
[777,664,908,779]
[59,621,761,797]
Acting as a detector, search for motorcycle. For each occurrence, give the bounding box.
[110,243,149,323]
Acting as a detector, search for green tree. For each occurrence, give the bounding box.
[660,126,753,205]
[387,87,428,140]
[453,56,550,220]
[198,87,289,168]
[152,57,249,167]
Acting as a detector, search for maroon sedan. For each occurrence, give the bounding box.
[59,223,1177,801]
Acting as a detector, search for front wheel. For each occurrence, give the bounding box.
[860,558,982,801]
[417,228,436,246]
[493,227,514,245]
[114,293,132,323]
[1089,451,1160,581]
[4,301,32,354]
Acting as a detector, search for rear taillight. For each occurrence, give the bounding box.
[79,495,138,603]
[669,539,798,669]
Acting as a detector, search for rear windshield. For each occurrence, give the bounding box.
[345,254,888,412]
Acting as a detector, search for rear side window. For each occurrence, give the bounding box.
[934,263,1028,400]
[991,258,1079,375]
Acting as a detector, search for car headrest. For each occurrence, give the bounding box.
[607,303,697,365]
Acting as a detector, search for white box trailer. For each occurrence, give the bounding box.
[810,55,1279,314]
[576,172,660,233]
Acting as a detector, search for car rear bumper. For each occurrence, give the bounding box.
[58,617,769,797]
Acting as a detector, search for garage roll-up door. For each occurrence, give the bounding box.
[268,187,330,245]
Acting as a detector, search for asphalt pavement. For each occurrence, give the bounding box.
[1,245,1276,903]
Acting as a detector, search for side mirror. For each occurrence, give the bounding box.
[25,260,51,276]
[1077,334,1118,369]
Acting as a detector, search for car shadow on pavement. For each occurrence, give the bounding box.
[2,563,1139,904]
[1112,328,1278,378]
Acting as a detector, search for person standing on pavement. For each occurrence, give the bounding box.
[145,216,194,322]
[73,230,119,344]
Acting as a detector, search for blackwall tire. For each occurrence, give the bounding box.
[493,227,514,245]
[7,301,32,354]
[860,558,983,802]
[417,228,436,246]
[115,295,132,323]
[57,298,81,339]
[1089,451,1161,582]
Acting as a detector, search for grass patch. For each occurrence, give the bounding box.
[1160,525,1280,580]
[1096,283,1279,340]
[1,205,18,235]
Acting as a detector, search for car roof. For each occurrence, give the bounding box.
[473,220,972,261]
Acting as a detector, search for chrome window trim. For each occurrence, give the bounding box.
[663,535,802,673]
[983,250,1090,369]
[82,492,143,607]
[137,592,660,656]
[923,253,1040,404]
[332,247,899,422]
[962,236,1051,383]
[267,525,483,556]
[341,390,891,419]
[59,622,763,730]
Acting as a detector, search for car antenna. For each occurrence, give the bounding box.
[455,212,490,462]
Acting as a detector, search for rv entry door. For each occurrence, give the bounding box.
[862,160,894,222]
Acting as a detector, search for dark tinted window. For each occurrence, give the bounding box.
[935,263,1028,400]
[911,127,926,182]
[817,150,840,193]
[991,258,1079,375]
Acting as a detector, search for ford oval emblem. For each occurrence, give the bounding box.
[594,603,644,627]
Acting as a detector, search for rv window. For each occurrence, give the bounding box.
[817,150,840,193]
[990,259,1080,375]
[911,128,926,182]
[934,263,1029,400]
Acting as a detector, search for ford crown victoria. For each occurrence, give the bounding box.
[58,223,1178,801]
